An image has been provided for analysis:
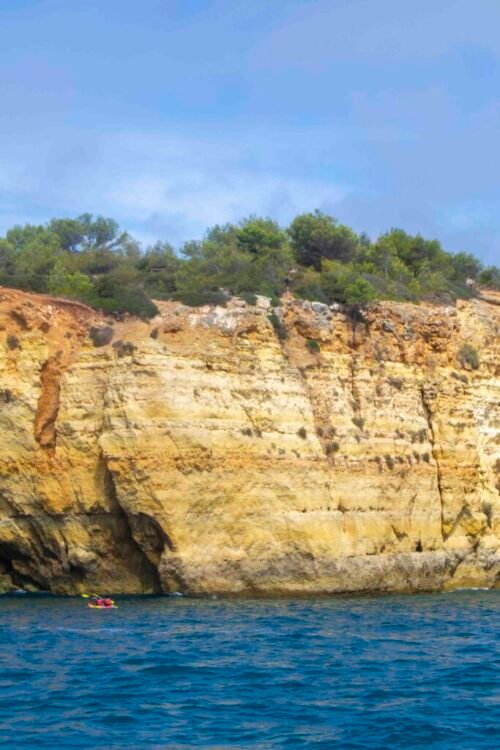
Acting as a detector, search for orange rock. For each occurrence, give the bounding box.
[0,287,498,594]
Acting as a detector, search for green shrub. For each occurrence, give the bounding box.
[238,291,258,305]
[175,288,228,308]
[344,277,377,304]
[306,338,320,353]
[451,371,468,384]
[458,343,480,370]
[112,340,137,357]
[89,326,114,347]
[6,335,19,350]
[47,262,94,299]
[89,283,159,318]
[411,429,427,444]
[268,312,287,341]
[325,441,340,455]
[388,376,403,390]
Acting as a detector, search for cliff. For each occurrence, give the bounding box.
[0,287,499,595]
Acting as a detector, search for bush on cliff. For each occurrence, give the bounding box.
[458,343,480,370]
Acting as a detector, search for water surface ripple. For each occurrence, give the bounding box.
[0,591,498,748]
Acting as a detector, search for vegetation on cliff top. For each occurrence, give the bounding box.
[0,212,498,317]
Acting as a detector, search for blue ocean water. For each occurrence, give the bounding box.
[0,591,498,749]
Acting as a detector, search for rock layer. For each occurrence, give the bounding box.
[0,288,499,594]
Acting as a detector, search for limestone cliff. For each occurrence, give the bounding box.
[0,287,499,595]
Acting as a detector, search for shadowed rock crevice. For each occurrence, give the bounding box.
[34,357,63,449]
[420,385,446,542]
[0,506,169,594]
[101,459,163,593]
[0,536,45,591]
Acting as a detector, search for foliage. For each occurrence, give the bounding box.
[458,343,480,370]
[89,326,114,347]
[306,338,320,353]
[268,311,287,341]
[137,242,180,299]
[47,262,94,299]
[352,416,365,430]
[6,334,19,350]
[478,266,500,289]
[0,211,497,316]
[288,210,359,269]
[344,277,377,304]
[325,441,340,455]
[112,340,137,357]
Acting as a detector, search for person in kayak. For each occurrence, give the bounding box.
[84,593,116,608]
[88,594,114,608]
[91,596,106,606]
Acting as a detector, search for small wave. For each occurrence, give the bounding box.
[53,627,127,634]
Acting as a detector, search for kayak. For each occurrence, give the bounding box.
[87,604,118,609]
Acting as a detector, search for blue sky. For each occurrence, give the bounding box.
[1,0,499,263]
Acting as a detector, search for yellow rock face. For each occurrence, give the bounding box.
[0,288,498,594]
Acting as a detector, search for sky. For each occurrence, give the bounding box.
[0,0,499,264]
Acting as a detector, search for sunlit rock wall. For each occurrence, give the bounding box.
[0,287,498,594]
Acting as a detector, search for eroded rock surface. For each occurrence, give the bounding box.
[0,288,498,594]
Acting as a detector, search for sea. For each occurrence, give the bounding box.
[0,590,498,749]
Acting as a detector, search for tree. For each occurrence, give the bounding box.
[344,277,377,304]
[11,232,65,292]
[236,217,287,255]
[0,239,16,278]
[138,242,180,299]
[49,214,138,255]
[449,251,482,281]
[367,236,398,280]
[379,229,447,275]
[288,210,359,269]
[478,266,500,289]
[78,214,121,251]
[5,224,47,251]
[175,217,293,304]
[49,218,86,252]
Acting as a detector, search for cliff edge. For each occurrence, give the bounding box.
[0,287,499,594]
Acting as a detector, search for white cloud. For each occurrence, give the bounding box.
[0,126,350,245]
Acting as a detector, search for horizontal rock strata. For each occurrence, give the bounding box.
[0,287,498,594]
